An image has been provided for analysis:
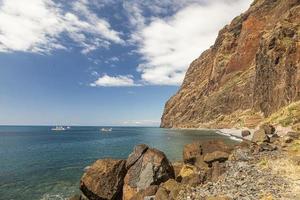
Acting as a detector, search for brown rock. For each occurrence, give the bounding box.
[242,130,251,137]
[129,185,158,200]
[123,147,174,200]
[155,187,169,200]
[183,140,231,164]
[80,159,127,200]
[177,164,197,181]
[156,179,183,200]
[210,162,227,182]
[204,151,229,164]
[287,132,300,139]
[259,143,277,151]
[252,129,270,143]
[260,124,276,135]
[181,171,207,186]
[172,161,184,178]
[291,156,300,165]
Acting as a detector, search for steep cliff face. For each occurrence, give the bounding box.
[161,0,300,129]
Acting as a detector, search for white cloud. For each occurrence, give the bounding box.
[0,0,123,53]
[131,0,252,85]
[90,74,140,87]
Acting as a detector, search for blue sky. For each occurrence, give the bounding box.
[0,0,251,126]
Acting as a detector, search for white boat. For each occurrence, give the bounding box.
[51,126,66,131]
[100,128,112,132]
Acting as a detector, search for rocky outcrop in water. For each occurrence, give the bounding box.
[161,0,300,129]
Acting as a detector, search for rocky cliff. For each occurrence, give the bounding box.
[161,0,300,129]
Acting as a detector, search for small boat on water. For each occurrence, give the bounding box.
[100,128,112,132]
[51,126,66,131]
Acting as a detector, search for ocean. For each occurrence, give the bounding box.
[0,126,237,200]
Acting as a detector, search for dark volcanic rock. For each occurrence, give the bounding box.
[80,159,127,200]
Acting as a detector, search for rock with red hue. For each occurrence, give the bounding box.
[80,159,127,200]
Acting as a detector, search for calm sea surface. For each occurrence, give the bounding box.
[0,126,237,200]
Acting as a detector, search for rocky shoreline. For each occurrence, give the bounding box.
[70,125,300,200]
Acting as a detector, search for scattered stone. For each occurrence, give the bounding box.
[210,162,227,182]
[282,136,293,144]
[287,132,300,139]
[204,151,229,164]
[80,159,127,200]
[242,130,251,137]
[259,143,277,151]
[291,156,300,166]
[181,170,207,186]
[252,129,270,143]
[123,147,174,200]
[155,187,169,200]
[269,134,279,143]
[206,196,232,200]
[229,147,252,161]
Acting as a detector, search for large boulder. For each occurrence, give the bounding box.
[80,159,127,200]
[183,140,231,164]
[123,146,174,200]
[204,151,229,165]
[126,144,148,169]
[252,129,270,143]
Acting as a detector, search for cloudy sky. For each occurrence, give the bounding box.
[0,0,252,126]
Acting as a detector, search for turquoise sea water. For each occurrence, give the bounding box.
[0,126,236,200]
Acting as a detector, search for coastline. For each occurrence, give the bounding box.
[72,124,300,200]
[171,127,255,142]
